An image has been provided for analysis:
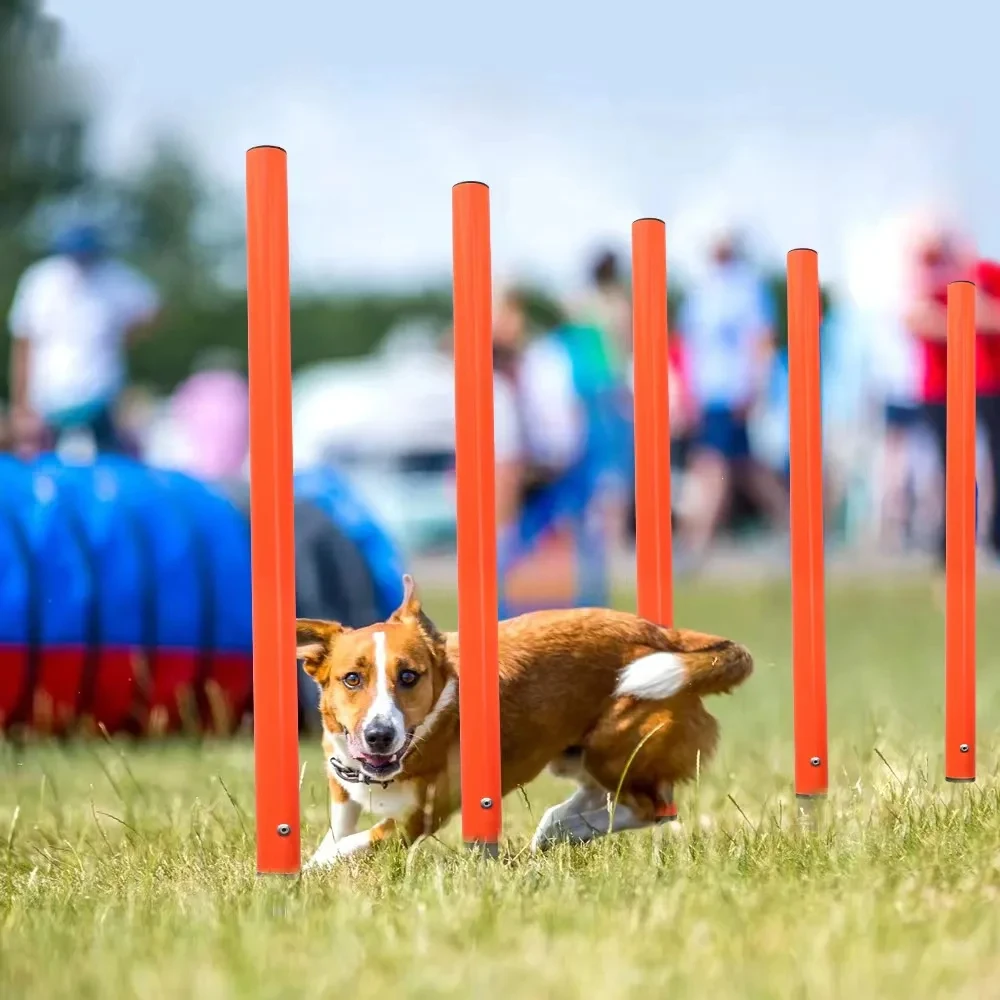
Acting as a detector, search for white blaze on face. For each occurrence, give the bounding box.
[363,630,406,746]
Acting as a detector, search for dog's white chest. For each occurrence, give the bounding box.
[325,731,417,818]
[342,778,418,818]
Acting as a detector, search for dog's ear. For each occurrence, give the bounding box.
[390,573,421,621]
[390,574,446,651]
[296,619,346,686]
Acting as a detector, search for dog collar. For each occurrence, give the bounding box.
[328,728,416,789]
[329,755,394,789]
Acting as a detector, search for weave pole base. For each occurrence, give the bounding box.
[795,793,826,832]
[465,840,500,859]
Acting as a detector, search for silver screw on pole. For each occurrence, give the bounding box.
[960,744,970,753]
[480,797,493,809]
[277,823,291,836]
[810,756,821,767]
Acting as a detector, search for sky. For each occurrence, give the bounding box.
[47,0,998,311]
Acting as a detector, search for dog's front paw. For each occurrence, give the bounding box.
[302,831,349,872]
[302,829,374,872]
[303,846,342,872]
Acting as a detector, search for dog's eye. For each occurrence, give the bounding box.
[397,669,419,688]
[342,672,362,689]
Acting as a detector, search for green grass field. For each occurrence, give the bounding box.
[3,577,1000,999]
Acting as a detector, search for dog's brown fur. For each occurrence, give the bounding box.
[298,575,752,866]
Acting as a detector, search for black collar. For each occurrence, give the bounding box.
[329,755,394,789]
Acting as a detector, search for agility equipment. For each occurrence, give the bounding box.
[632,218,673,631]
[787,249,828,798]
[451,181,503,851]
[945,280,976,783]
[246,145,300,875]
[246,149,980,874]
[0,453,398,738]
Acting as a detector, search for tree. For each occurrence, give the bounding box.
[112,136,242,302]
[0,0,89,229]
[0,0,92,398]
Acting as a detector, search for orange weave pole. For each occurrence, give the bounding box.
[787,248,827,798]
[945,280,976,783]
[246,146,300,874]
[452,181,502,852]
[631,218,673,629]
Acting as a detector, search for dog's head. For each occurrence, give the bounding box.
[296,574,451,781]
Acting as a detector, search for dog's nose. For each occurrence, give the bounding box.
[363,718,396,754]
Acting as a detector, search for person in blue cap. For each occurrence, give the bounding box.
[6,221,160,455]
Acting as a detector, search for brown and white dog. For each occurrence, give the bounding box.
[297,574,752,868]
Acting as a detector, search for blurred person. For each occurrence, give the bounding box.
[629,331,694,538]
[569,247,640,544]
[568,248,631,377]
[145,349,249,481]
[674,229,788,561]
[0,401,11,452]
[491,287,587,527]
[974,259,1000,557]
[435,319,523,530]
[907,231,1000,561]
[819,304,887,546]
[906,230,966,563]
[867,305,923,550]
[6,223,160,457]
[114,384,159,458]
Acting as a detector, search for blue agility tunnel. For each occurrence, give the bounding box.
[0,455,403,734]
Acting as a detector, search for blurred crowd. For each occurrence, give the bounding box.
[4,217,1000,571]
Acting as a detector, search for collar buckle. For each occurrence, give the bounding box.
[329,756,393,789]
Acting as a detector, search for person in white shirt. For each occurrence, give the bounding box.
[675,230,787,559]
[865,306,923,549]
[491,287,585,530]
[7,223,160,455]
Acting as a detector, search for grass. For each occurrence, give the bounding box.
[3,576,1000,998]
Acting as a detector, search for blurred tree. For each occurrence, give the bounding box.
[0,2,833,405]
[114,136,239,300]
[0,0,91,398]
[764,273,834,351]
[109,135,243,389]
[108,135,568,393]
[0,0,88,229]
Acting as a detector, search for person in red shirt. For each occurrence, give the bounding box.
[975,259,1000,554]
[907,233,1000,562]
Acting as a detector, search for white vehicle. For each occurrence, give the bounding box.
[291,322,457,554]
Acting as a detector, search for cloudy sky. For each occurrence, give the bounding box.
[48,0,996,309]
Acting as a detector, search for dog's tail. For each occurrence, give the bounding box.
[614,628,753,701]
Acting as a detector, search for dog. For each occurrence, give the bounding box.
[297,574,752,868]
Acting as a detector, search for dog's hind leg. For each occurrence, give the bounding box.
[546,746,587,781]
[529,781,655,851]
[558,697,718,844]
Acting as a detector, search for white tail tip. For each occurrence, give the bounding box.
[614,651,687,700]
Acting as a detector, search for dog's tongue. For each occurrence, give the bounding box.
[358,751,396,768]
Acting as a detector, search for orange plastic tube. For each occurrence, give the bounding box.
[632,218,673,629]
[452,182,502,851]
[246,146,300,874]
[945,280,976,783]
[787,248,827,798]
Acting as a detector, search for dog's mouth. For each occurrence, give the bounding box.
[348,730,415,778]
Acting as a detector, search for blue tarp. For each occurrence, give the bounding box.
[0,455,403,729]
[0,456,90,648]
[294,465,406,617]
